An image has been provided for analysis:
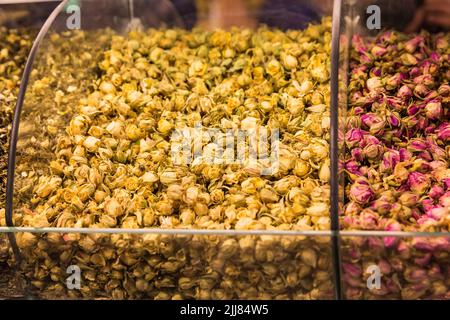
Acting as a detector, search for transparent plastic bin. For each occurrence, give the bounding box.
[336,0,450,300]
[3,0,339,300]
[340,232,450,300]
[0,228,335,299]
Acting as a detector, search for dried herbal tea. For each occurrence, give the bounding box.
[341,31,450,301]
[343,31,450,232]
[10,18,334,300]
[0,27,34,210]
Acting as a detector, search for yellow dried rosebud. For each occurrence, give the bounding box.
[282,54,298,69]
[300,248,318,267]
[104,198,123,217]
[155,199,173,216]
[266,59,282,77]
[259,188,279,203]
[143,209,155,227]
[184,186,199,205]
[306,202,328,216]
[166,184,183,200]
[83,136,100,153]
[99,81,115,94]
[293,160,310,177]
[180,208,195,225]
[159,170,178,185]
[319,161,330,182]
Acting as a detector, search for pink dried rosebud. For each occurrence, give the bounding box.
[435,237,450,251]
[429,186,444,199]
[415,253,432,268]
[366,76,383,91]
[388,112,401,127]
[411,238,435,251]
[371,67,382,77]
[359,209,379,229]
[371,45,387,57]
[343,274,363,287]
[426,207,447,220]
[429,51,440,62]
[407,139,428,152]
[349,180,374,204]
[407,104,422,116]
[367,236,384,252]
[398,192,419,207]
[411,208,421,220]
[397,85,413,99]
[413,74,434,86]
[351,148,363,162]
[383,236,398,248]
[371,198,391,215]
[417,117,429,130]
[439,192,450,207]
[425,90,439,100]
[386,96,404,110]
[344,202,361,216]
[385,73,403,89]
[396,242,411,259]
[404,35,423,53]
[345,288,363,300]
[427,139,447,160]
[404,267,427,283]
[380,149,400,172]
[409,66,421,78]
[352,34,367,54]
[362,134,381,146]
[414,84,430,97]
[425,124,436,134]
[408,172,430,194]
[427,263,443,280]
[346,161,361,175]
[361,113,381,127]
[436,35,448,50]
[345,128,365,147]
[379,30,396,43]
[353,106,364,114]
[363,143,383,159]
[378,259,392,275]
[401,284,428,300]
[422,60,439,75]
[400,53,418,65]
[342,263,362,277]
[385,278,400,294]
[424,100,442,119]
[444,178,450,190]
[436,122,450,141]
[437,83,450,96]
[422,198,436,212]
[399,148,412,162]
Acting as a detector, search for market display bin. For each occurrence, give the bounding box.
[0,229,335,299]
[336,0,450,300]
[2,0,339,299]
[340,232,450,300]
[1,0,60,298]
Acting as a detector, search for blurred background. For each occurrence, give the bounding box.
[1,0,449,31]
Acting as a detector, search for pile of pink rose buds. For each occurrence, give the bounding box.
[342,31,450,233]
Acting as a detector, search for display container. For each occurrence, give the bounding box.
[336,0,450,299]
[1,0,448,300]
[1,1,60,298]
[2,0,339,299]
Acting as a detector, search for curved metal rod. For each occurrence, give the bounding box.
[5,0,69,262]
